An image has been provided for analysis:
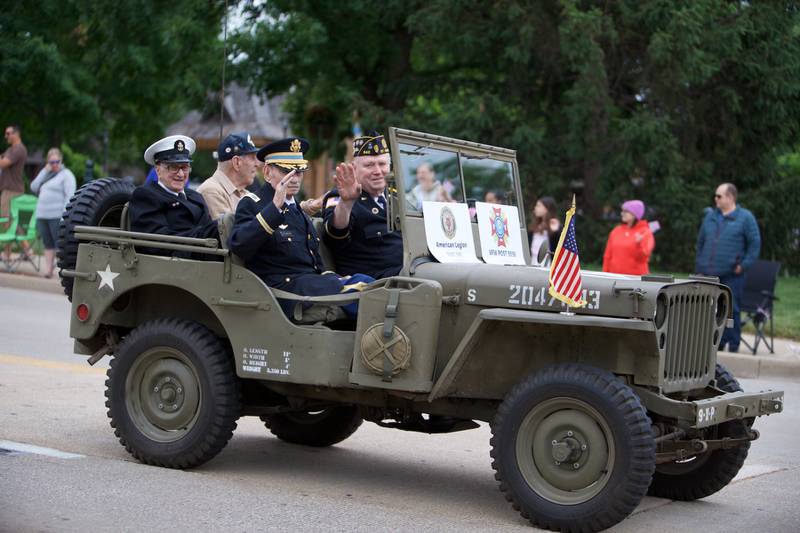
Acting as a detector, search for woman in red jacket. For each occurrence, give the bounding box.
[602,200,655,275]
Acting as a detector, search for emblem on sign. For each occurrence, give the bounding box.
[440,205,457,240]
[290,139,301,152]
[490,207,509,247]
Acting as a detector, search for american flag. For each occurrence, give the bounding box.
[548,200,587,308]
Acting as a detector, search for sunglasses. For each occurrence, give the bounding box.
[49,160,61,164]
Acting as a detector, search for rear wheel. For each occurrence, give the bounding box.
[106,318,240,468]
[262,406,362,447]
[491,364,655,532]
[647,363,750,500]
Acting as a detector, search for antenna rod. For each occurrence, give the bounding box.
[219,0,229,143]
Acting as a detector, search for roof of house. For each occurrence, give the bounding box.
[166,83,291,151]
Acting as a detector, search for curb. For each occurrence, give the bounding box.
[718,352,800,381]
[0,271,63,296]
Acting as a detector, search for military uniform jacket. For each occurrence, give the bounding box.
[228,182,342,308]
[128,181,219,258]
[322,188,403,279]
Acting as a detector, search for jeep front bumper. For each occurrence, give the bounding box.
[634,387,784,429]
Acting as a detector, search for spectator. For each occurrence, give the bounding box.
[484,189,506,204]
[602,199,655,275]
[0,124,29,263]
[695,183,761,353]
[30,148,76,278]
[529,196,560,265]
[407,162,451,209]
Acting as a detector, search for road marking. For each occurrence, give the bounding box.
[0,353,105,375]
[0,440,85,459]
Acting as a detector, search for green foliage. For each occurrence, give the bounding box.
[234,0,800,271]
[0,0,226,170]
[60,143,101,186]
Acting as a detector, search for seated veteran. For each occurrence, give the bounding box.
[198,131,260,219]
[228,137,372,319]
[322,131,403,279]
[128,135,220,258]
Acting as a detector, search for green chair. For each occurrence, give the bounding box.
[0,194,40,272]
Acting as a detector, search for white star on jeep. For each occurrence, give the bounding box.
[96,265,120,291]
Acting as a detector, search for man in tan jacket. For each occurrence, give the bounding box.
[198,132,260,219]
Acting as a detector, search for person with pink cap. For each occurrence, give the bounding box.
[602,199,655,275]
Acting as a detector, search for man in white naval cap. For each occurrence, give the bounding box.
[128,135,220,258]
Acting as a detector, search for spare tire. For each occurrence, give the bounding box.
[57,178,136,300]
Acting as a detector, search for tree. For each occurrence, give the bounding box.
[234,0,800,271]
[0,0,226,171]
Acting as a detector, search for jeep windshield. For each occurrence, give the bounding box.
[391,131,523,219]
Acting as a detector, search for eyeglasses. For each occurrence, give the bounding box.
[162,164,191,174]
[48,160,61,165]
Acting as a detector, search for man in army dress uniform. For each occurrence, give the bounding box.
[322,131,403,279]
[228,138,371,318]
[128,135,220,258]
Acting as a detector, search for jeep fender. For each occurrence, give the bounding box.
[428,308,658,401]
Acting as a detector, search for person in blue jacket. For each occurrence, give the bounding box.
[695,182,761,352]
[228,138,372,319]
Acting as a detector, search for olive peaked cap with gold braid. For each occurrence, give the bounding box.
[353,130,390,157]
[257,137,310,171]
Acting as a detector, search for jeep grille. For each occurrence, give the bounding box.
[658,285,722,393]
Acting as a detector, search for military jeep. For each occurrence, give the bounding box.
[59,128,784,532]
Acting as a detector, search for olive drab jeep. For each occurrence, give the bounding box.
[58,128,785,533]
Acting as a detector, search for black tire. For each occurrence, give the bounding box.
[491,364,655,533]
[262,406,363,447]
[647,363,750,501]
[57,177,135,300]
[106,318,241,468]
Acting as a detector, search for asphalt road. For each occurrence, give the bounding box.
[1,286,798,532]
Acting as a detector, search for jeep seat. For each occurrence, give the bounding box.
[218,212,244,266]
[311,217,336,271]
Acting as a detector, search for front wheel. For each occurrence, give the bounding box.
[647,363,750,500]
[106,318,241,468]
[491,364,655,532]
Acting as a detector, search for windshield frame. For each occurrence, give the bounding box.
[388,128,525,222]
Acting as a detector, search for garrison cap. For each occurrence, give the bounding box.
[257,137,310,171]
[353,130,389,157]
[144,135,195,166]
[218,131,259,162]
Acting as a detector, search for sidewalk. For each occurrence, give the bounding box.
[2,254,798,380]
[0,252,62,295]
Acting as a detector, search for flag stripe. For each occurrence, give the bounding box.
[548,204,586,308]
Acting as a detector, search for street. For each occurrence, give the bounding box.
[1,286,798,533]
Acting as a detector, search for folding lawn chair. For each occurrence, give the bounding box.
[0,194,40,272]
[740,259,780,355]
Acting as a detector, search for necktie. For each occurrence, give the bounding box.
[179,191,186,200]
[377,196,386,211]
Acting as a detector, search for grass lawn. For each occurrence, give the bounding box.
[765,275,800,340]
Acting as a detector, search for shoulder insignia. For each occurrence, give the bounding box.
[325,196,340,209]
[243,191,260,202]
[279,224,289,230]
